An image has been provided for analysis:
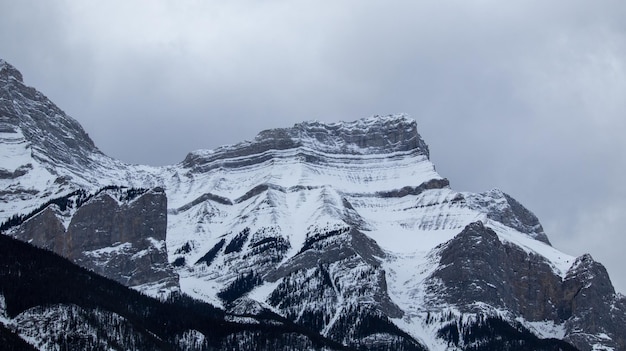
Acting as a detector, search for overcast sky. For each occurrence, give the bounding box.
[2,0,625,294]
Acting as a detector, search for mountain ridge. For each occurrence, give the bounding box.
[1,59,624,351]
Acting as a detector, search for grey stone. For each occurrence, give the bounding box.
[13,188,179,292]
[430,221,625,351]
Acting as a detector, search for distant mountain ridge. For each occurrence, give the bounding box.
[1,59,624,350]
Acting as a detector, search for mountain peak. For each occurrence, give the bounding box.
[0,59,24,83]
[0,59,103,182]
[184,114,430,168]
[293,113,414,132]
[260,113,429,156]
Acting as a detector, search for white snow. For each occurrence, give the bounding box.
[247,279,282,304]
[592,344,615,351]
[0,128,31,171]
[2,111,604,349]
[83,242,132,258]
[178,271,226,309]
[515,316,566,339]
[486,220,575,277]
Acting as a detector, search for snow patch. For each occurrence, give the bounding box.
[487,220,575,277]
[83,242,132,258]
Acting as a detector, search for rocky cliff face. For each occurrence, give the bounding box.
[426,222,624,350]
[561,255,626,350]
[429,222,563,320]
[182,117,430,170]
[0,60,99,172]
[1,59,625,350]
[11,187,178,295]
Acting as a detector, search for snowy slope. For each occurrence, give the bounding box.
[154,116,609,350]
[2,59,624,350]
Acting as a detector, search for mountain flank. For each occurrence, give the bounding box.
[1,59,624,350]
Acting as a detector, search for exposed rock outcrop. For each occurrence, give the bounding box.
[182,115,430,171]
[429,222,562,320]
[12,187,178,294]
[562,254,625,351]
[430,221,624,350]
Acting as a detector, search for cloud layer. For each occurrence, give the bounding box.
[2,0,626,293]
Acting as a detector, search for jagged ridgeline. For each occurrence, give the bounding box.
[1,58,625,350]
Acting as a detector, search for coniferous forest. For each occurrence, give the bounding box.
[0,234,351,350]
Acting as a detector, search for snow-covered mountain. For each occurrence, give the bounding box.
[1,59,624,350]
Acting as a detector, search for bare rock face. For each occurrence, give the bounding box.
[182,115,430,170]
[12,187,178,294]
[562,254,625,351]
[429,222,563,320]
[10,206,67,252]
[429,221,625,350]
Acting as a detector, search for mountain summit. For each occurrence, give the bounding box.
[0,60,24,82]
[1,60,624,351]
[185,115,429,163]
[0,59,99,168]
